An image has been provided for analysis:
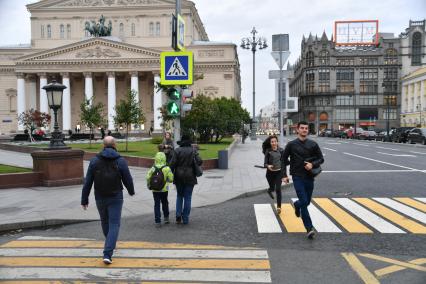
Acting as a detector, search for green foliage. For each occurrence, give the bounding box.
[114,89,145,151]
[151,136,163,144]
[182,95,250,143]
[17,109,51,142]
[79,97,105,148]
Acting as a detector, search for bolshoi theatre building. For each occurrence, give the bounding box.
[0,0,241,134]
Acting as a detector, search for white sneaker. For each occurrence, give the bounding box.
[103,258,112,264]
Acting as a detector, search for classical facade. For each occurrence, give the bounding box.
[401,67,426,127]
[0,0,241,134]
[289,31,401,133]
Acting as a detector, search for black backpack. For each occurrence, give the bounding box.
[148,166,166,191]
[94,156,122,196]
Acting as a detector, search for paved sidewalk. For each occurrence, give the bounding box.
[0,138,284,231]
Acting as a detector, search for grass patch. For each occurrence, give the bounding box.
[0,164,32,174]
[34,138,234,160]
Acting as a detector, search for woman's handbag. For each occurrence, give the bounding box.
[309,165,322,178]
[193,151,203,177]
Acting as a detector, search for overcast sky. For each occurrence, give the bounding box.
[0,0,425,116]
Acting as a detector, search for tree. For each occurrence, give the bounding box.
[114,89,145,152]
[18,109,51,142]
[80,97,105,148]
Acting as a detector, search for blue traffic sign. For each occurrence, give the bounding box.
[160,51,193,85]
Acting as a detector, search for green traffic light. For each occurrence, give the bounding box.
[167,101,180,115]
[168,88,181,100]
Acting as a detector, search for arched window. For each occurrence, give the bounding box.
[119,23,124,35]
[60,24,64,39]
[412,32,422,66]
[306,51,315,67]
[67,24,71,39]
[149,22,154,36]
[131,23,135,36]
[155,22,160,36]
[319,50,329,65]
[47,24,51,38]
[40,25,44,38]
[384,48,398,65]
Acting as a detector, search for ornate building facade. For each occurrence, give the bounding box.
[0,0,241,134]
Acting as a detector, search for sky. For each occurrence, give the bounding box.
[0,0,425,117]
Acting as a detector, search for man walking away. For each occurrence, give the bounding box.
[81,136,135,264]
[282,121,324,239]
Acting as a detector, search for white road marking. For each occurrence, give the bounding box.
[254,204,282,233]
[376,152,416,157]
[410,151,426,155]
[343,152,424,172]
[0,248,269,259]
[322,170,419,173]
[291,198,342,233]
[373,198,426,225]
[415,198,426,203]
[353,143,370,147]
[0,268,272,283]
[376,146,401,151]
[332,198,405,234]
[323,147,337,152]
[325,143,341,145]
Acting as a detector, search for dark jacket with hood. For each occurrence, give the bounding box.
[169,139,202,185]
[81,147,135,205]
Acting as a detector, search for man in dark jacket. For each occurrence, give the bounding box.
[282,121,324,239]
[169,134,202,225]
[81,136,135,264]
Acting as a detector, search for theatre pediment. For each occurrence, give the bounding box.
[27,0,179,10]
[16,38,161,63]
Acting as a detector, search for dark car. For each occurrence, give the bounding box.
[332,129,345,138]
[391,127,414,143]
[407,128,426,145]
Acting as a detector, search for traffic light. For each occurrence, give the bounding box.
[166,87,181,116]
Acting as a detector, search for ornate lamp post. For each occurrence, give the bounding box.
[42,80,69,149]
[241,27,268,140]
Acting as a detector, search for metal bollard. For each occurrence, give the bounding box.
[218,150,228,169]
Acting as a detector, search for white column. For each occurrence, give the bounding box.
[16,73,26,131]
[62,72,71,131]
[38,73,48,113]
[27,75,37,111]
[153,73,163,131]
[130,71,139,103]
[107,72,116,131]
[84,72,93,103]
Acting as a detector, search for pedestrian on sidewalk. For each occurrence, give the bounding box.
[81,136,135,264]
[146,152,174,227]
[159,132,174,164]
[263,135,286,214]
[169,134,203,225]
[282,121,324,239]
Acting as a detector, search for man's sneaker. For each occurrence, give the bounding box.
[164,217,170,224]
[176,216,182,224]
[307,228,316,239]
[267,190,274,199]
[277,207,281,214]
[103,257,112,264]
[155,222,161,228]
[290,201,300,218]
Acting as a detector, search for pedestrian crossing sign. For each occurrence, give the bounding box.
[160,51,193,85]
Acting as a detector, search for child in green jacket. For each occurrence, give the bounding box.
[146,152,174,227]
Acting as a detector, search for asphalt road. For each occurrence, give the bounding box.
[0,136,425,283]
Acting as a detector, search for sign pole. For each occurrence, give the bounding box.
[174,0,181,143]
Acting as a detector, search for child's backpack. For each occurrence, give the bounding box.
[148,166,166,191]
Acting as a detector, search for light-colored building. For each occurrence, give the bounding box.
[259,102,278,132]
[401,67,426,127]
[400,20,426,77]
[0,0,241,134]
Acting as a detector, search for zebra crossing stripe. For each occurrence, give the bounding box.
[373,198,426,225]
[314,198,372,233]
[291,198,341,233]
[332,198,405,234]
[414,198,426,204]
[254,204,282,233]
[393,198,426,213]
[353,198,426,234]
[278,204,305,232]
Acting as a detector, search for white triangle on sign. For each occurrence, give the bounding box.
[167,57,187,77]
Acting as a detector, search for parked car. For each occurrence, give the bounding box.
[332,129,345,138]
[375,129,395,142]
[407,128,426,145]
[391,127,414,143]
[319,129,332,137]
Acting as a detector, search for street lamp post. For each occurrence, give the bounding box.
[241,27,268,140]
[382,82,390,142]
[42,80,69,149]
[349,93,357,138]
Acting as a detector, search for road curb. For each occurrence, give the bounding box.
[0,219,98,234]
[229,183,294,201]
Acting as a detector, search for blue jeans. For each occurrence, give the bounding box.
[175,184,194,224]
[153,191,169,223]
[96,198,123,259]
[292,176,314,232]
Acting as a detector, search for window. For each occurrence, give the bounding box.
[359,95,378,105]
[383,109,397,120]
[359,57,378,66]
[412,32,422,66]
[336,96,354,106]
[318,82,330,92]
[383,81,398,93]
[119,23,124,35]
[360,81,378,93]
[67,24,71,39]
[149,22,154,36]
[306,82,314,93]
[319,50,329,65]
[384,68,398,80]
[360,68,378,80]
[306,51,314,67]
[47,24,51,38]
[305,70,315,81]
[336,58,354,66]
[60,24,64,39]
[41,25,45,38]
[336,68,354,81]
[131,23,135,36]
[155,22,160,36]
[335,109,358,120]
[318,68,330,81]
[384,95,397,106]
[337,82,354,93]
[384,48,398,65]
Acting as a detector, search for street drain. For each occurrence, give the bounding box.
[205,176,224,179]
